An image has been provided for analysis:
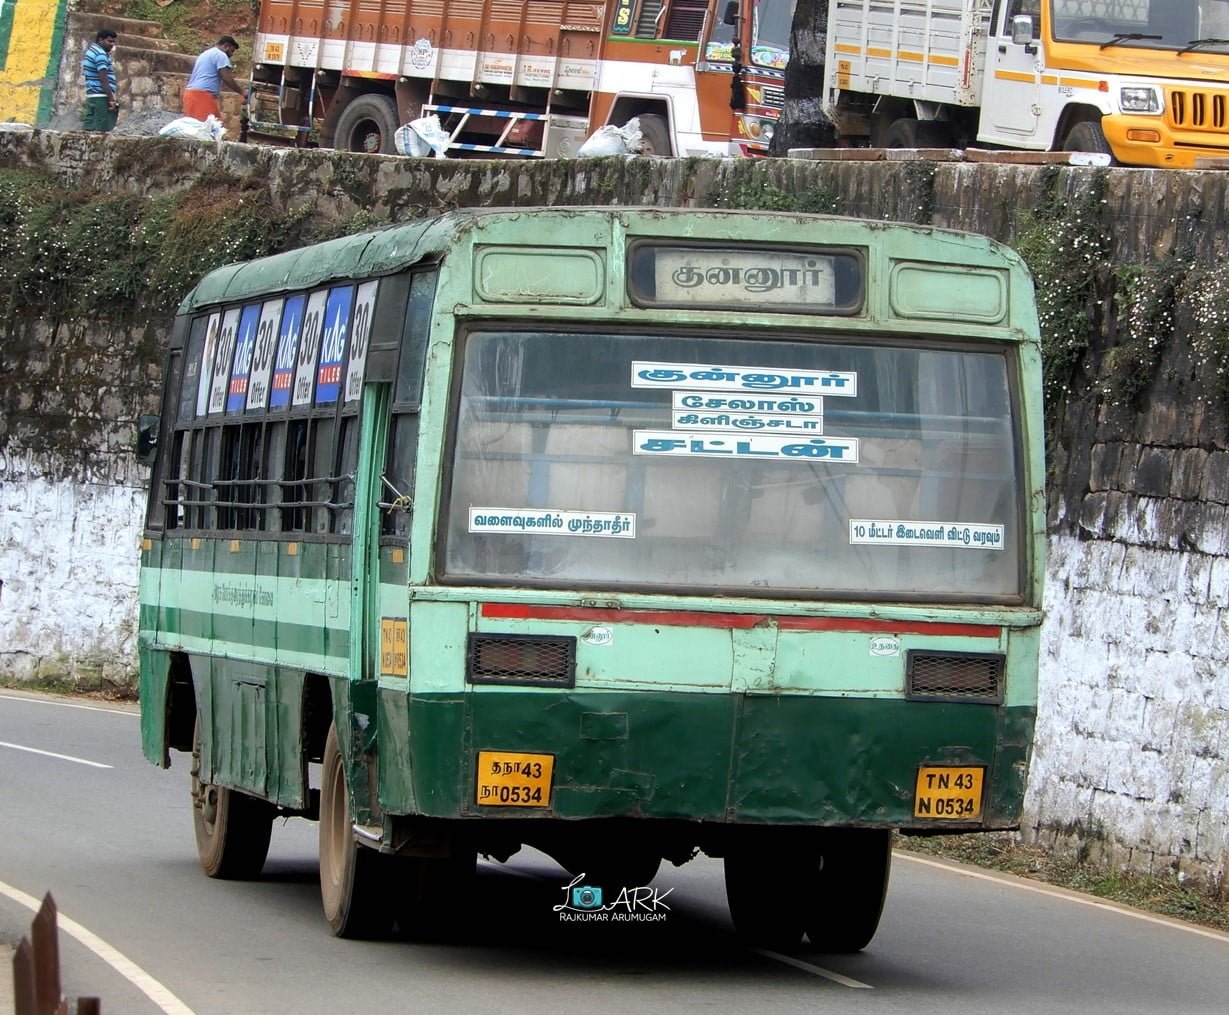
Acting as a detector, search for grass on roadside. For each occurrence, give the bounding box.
[897,832,1229,934]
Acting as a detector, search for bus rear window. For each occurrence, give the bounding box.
[442,329,1024,602]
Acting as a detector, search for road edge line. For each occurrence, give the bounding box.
[0,879,195,1014]
[895,850,1229,945]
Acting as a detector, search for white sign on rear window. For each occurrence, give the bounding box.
[849,519,1006,549]
[246,298,284,411]
[654,249,837,307]
[344,280,379,403]
[195,312,221,418]
[632,361,857,397]
[469,508,636,538]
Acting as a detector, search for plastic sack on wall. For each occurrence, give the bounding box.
[576,117,642,157]
[159,114,226,142]
[395,115,450,158]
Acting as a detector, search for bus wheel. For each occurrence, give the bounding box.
[804,829,892,953]
[393,849,477,941]
[319,722,394,938]
[334,94,399,155]
[190,718,273,879]
[636,113,672,156]
[724,850,805,949]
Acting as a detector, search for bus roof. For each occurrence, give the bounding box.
[178,206,1025,315]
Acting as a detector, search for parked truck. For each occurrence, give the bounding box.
[822,0,1229,168]
[249,0,796,157]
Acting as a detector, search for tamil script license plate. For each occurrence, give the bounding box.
[913,765,984,820]
[476,750,554,808]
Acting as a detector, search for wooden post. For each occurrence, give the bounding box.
[31,895,61,1015]
[13,937,37,1015]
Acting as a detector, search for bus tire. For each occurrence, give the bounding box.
[319,722,394,938]
[636,113,672,157]
[394,848,477,941]
[191,718,274,880]
[804,829,892,953]
[724,850,805,949]
[334,94,399,155]
[1062,119,1113,157]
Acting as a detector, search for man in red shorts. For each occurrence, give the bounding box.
[182,36,246,122]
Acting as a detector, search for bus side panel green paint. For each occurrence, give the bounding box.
[208,659,271,795]
[138,643,171,766]
[377,687,415,813]
[271,668,308,809]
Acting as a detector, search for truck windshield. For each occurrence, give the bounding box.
[1050,0,1229,52]
[751,0,795,68]
[442,328,1024,602]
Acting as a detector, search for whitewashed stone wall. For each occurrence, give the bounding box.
[0,451,146,685]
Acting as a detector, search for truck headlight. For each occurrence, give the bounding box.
[1120,86,1162,114]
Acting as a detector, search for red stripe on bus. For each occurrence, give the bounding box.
[479,603,1000,638]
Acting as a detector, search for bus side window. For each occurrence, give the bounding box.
[311,416,336,535]
[334,415,359,535]
[283,420,309,532]
[382,270,436,539]
[263,421,286,533]
[217,425,242,530]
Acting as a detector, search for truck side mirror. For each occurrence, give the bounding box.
[723,1,739,26]
[1011,14,1035,46]
[135,414,160,464]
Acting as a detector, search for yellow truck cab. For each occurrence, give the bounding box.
[824,0,1229,168]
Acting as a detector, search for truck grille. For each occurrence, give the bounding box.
[1168,89,1229,132]
[906,651,1003,703]
[761,85,785,109]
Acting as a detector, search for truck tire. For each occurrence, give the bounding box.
[334,94,399,155]
[885,118,948,149]
[319,722,394,938]
[1062,119,1113,157]
[191,717,274,879]
[636,113,672,156]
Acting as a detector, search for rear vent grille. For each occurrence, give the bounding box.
[906,651,1003,703]
[467,633,576,688]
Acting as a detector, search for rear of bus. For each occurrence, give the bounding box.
[403,209,1045,946]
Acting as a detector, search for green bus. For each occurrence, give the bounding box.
[137,206,1045,951]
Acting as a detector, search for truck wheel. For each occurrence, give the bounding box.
[191,717,274,879]
[1063,119,1113,157]
[885,118,948,149]
[334,94,399,155]
[804,829,892,953]
[636,113,672,156]
[319,722,394,938]
[724,849,805,949]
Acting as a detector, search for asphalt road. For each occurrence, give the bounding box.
[2,689,1227,1014]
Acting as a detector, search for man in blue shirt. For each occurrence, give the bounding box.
[81,28,119,132]
[183,36,246,123]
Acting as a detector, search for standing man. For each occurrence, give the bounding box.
[81,28,119,132]
[182,36,246,122]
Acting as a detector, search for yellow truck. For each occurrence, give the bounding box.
[822,0,1229,167]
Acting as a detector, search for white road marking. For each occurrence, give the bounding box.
[0,692,137,716]
[0,741,112,769]
[751,948,874,988]
[897,851,1229,945]
[0,879,195,1014]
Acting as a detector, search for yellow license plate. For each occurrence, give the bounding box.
[263,41,285,62]
[914,766,984,820]
[476,751,554,808]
